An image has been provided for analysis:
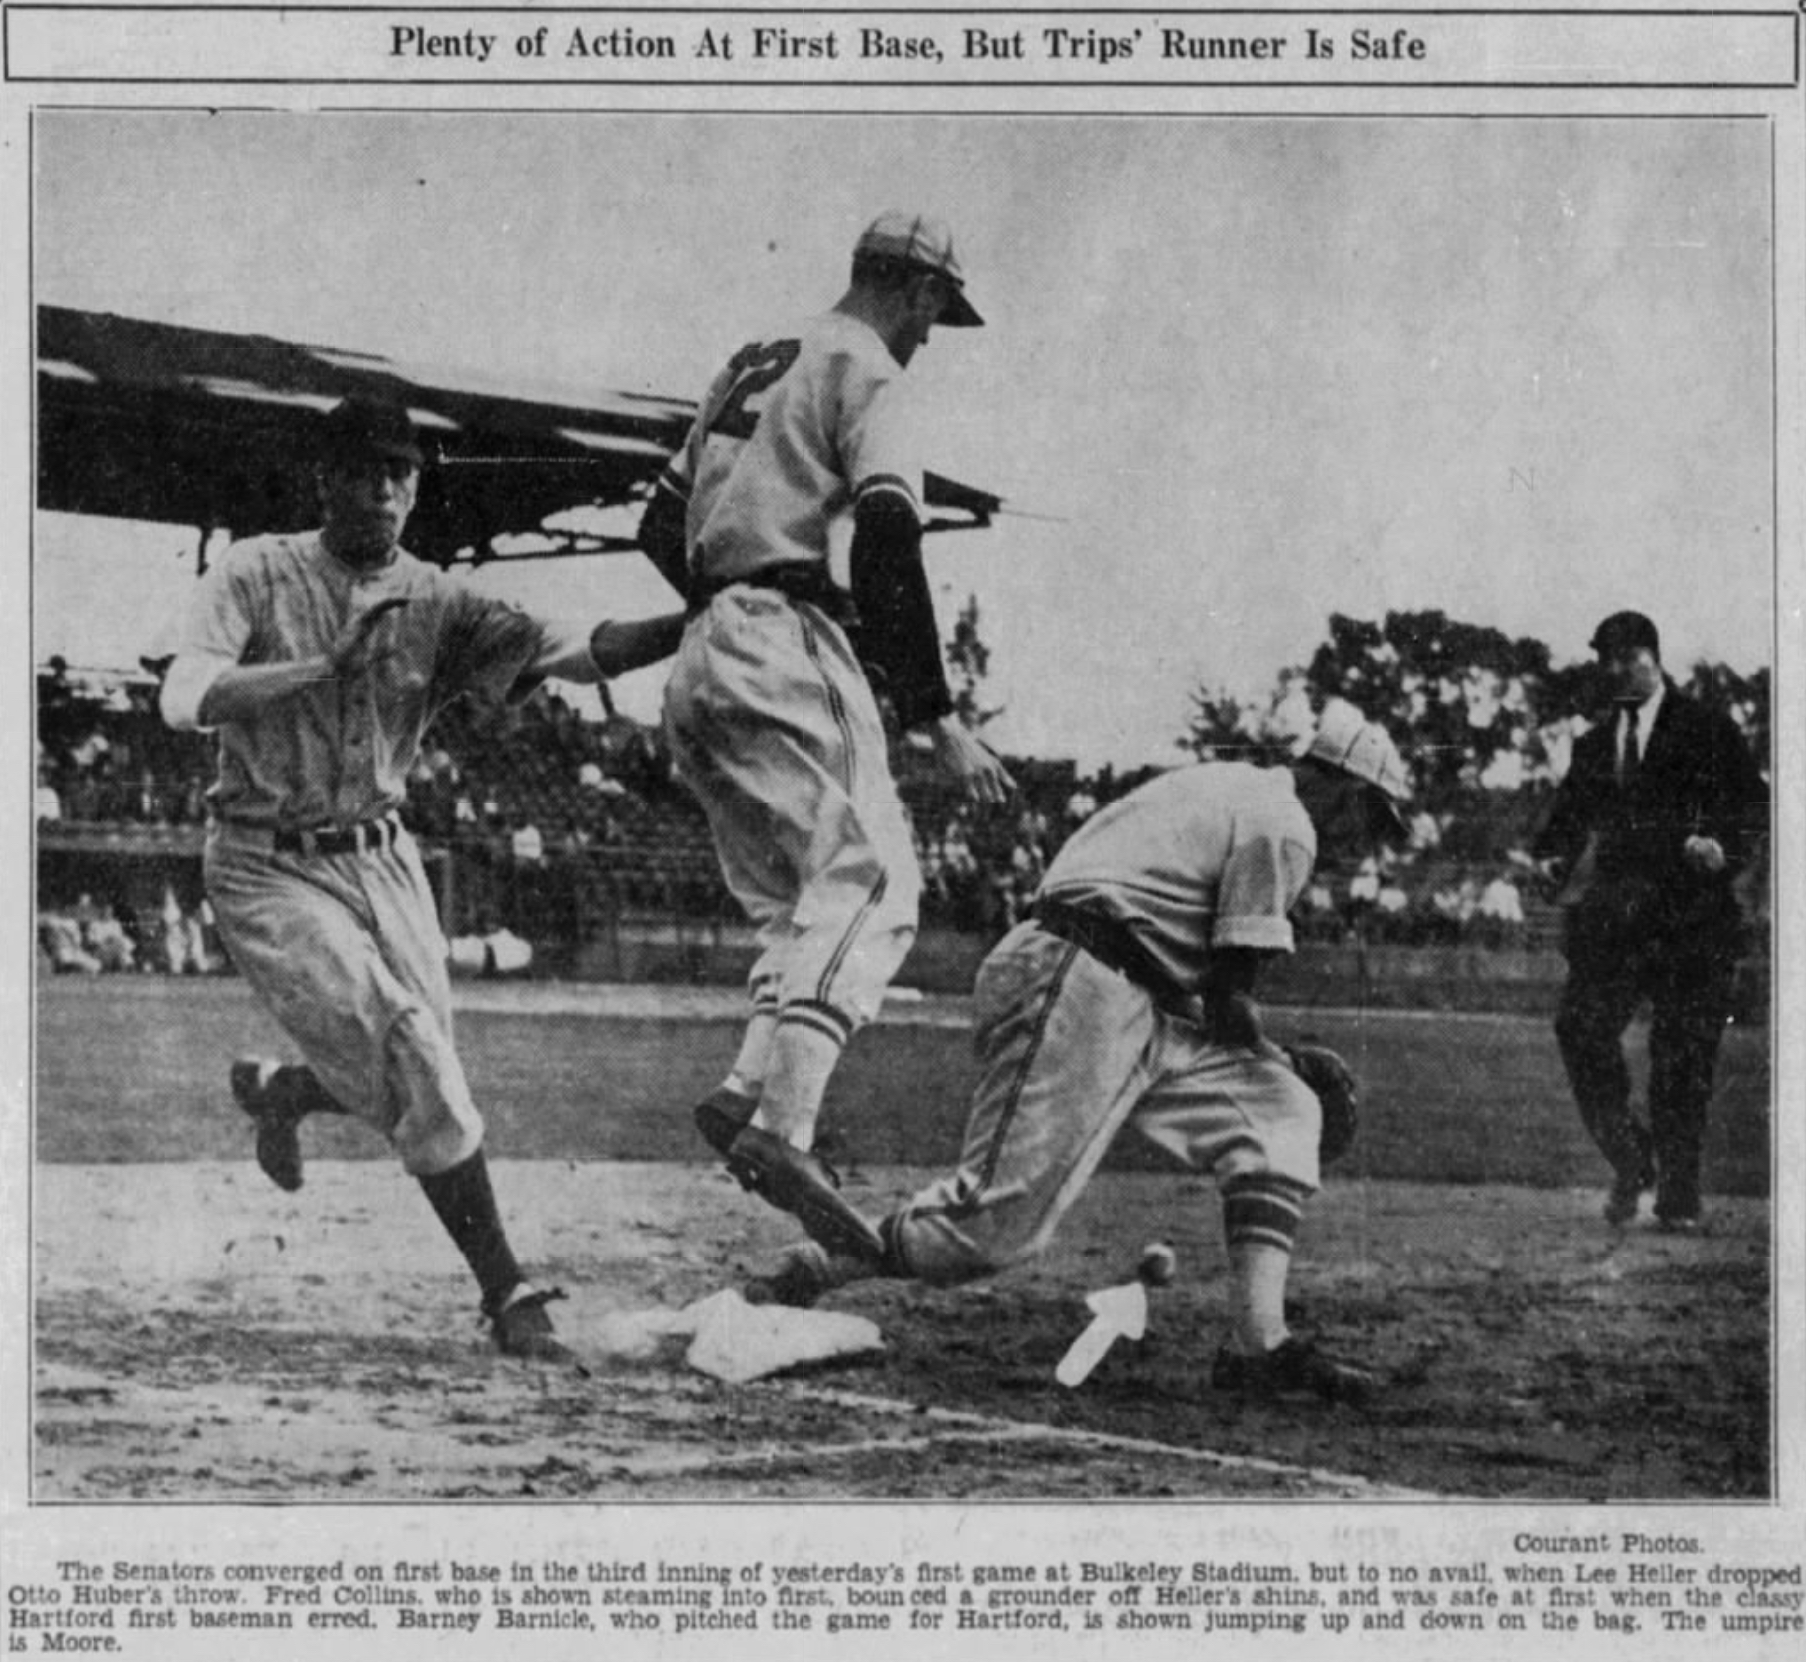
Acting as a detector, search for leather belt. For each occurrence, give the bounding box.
[689,563,855,625]
[1032,897,1191,1015]
[263,814,402,857]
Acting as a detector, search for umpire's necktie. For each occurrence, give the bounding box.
[1618,708,1641,786]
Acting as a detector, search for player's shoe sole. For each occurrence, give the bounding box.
[725,1126,885,1265]
[1212,1337,1378,1407]
[230,1058,305,1194]
[694,1085,759,1158]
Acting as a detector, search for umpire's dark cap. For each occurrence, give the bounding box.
[321,396,424,467]
[1588,610,1660,659]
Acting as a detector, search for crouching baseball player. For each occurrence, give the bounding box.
[743,703,1406,1405]
[161,396,685,1365]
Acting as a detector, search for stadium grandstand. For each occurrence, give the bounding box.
[36,656,1614,1003]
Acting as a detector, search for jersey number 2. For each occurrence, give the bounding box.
[707,339,801,441]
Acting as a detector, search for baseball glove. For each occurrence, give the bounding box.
[1286,1042,1359,1165]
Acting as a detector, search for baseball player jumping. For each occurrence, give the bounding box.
[161,396,685,1364]
[637,212,1013,1253]
[742,703,1407,1404]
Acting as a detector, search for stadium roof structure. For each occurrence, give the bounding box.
[37,304,1004,570]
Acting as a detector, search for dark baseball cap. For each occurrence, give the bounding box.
[1588,610,1661,659]
[321,396,424,467]
[854,211,984,327]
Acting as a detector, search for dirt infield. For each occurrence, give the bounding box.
[32,976,1773,1502]
[34,1160,1769,1503]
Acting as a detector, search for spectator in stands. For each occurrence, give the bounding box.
[485,918,534,976]
[69,726,111,774]
[62,764,103,822]
[1407,809,1443,853]
[917,829,950,921]
[940,816,982,924]
[40,908,102,974]
[1478,871,1526,948]
[132,767,169,824]
[1064,784,1098,826]
[181,899,218,974]
[1006,828,1045,928]
[83,902,137,972]
[1429,879,1469,945]
[180,775,210,826]
[35,762,62,823]
[1297,879,1339,943]
[157,886,190,974]
[1375,875,1411,941]
[510,817,545,866]
[1343,855,1381,934]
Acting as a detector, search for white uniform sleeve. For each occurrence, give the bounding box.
[839,350,923,517]
[159,554,257,732]
[1211,822,1313,953]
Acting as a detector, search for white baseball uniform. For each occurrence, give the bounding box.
[887,761,1325,1283]
[164,529,602,1175]
[658,311,928,1045]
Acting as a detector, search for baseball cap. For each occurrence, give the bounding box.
[1299,699,1412,832]
[853,211,984,327]
[321,396,424,467]
[1588,610,1661,659]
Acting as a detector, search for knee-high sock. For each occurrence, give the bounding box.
[1222,1177,1308,1354]
[417,1148,526,1313]
[725,1005,780,1099]
[755,1005,850,1148]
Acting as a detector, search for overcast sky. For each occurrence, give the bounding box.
[34,110,1775,767]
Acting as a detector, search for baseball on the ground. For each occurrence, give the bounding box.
[1137,1241,1178,1286]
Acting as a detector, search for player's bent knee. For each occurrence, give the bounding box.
[381,1006,485,1175]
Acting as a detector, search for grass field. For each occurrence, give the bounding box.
[34,975,1773,1197]
[30,975,1776,1502]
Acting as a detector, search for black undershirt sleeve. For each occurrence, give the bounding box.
[848,489,953,730]
[636,482,692,604]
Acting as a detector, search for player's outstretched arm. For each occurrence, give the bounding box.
[589,612,689,678]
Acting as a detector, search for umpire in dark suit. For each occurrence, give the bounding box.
[1534,612,1767,1231]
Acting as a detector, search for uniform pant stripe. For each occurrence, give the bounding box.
[975,941,1083,1192]
[815,871,888,1012]
[797,608,857,796]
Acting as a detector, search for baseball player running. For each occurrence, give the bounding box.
[742,703,1408,1404]
[637,212,1012,1253]
[161,396,685,1364]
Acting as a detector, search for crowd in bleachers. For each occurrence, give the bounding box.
[39,887,222,977]
[37,658,214,829]
[37,663,1564,965]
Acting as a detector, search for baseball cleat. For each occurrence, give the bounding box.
[725,1126,886,1265]
[230,1058,305,1194]
[1212,1337,1378,1407]
[693,1084,760,1158]
[742,1243,836,1309]
[487,1286,585,1369]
